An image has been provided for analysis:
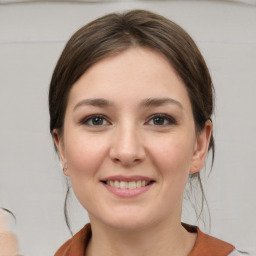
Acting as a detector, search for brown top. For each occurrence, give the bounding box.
[54,223,235,256]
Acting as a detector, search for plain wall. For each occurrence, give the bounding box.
[0,1,255,255]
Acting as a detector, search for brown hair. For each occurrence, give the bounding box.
[49,9,214,233]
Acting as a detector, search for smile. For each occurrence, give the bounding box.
[101,176,155,198]
[106,180,151,189]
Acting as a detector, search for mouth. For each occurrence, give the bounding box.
[101,180,154,189]
[100,175,155,197]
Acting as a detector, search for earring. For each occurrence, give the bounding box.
[63,165,68,176]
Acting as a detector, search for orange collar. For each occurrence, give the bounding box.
[55,223,235,256]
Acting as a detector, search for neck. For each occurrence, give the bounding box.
[86,215,196,256]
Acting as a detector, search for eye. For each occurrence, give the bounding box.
[80,114,110,126]
[146,114,177,126]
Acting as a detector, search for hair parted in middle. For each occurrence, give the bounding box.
[49,9,215,233]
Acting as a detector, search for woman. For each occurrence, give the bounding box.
[49,10,246,256]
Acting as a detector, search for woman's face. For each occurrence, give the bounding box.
[54,47,211,230]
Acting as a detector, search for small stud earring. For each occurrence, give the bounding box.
[63,166,68,175]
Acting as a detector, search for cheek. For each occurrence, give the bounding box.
[63,133,109,209]
[156,136,193,165]
[150,134,195,182]
[64,132,108,178]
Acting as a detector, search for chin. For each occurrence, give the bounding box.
[106,219,151,231]
[91,208,159,232]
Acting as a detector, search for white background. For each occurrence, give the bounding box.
[0,1,255,255]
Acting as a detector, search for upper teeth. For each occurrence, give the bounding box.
[107,180,150,189]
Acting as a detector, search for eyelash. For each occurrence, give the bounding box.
[80,114,111,126]
[146,114,177,126]
[79,113,177,127]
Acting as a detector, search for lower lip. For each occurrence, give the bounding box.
[102,182,154,198]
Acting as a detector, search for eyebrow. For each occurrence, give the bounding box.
[141,97,183,109]
[73,98,113,111]
[73,97,183,111]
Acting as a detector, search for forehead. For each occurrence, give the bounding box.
[67,47,192,111]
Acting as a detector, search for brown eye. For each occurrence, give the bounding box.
[152,116,166,125]
[147,114,177,126]
[91,117,104,125]
[81,115,110,126]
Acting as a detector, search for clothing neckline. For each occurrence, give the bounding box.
[55,222,235,256]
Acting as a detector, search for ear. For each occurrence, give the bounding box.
[52,129,68,175]
[190,120,212,174]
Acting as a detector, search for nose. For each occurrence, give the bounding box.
[109,124,146,167]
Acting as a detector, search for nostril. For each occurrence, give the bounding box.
[109,136,146,166]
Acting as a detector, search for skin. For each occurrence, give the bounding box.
[54,47,212,256]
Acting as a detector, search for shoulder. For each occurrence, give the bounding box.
[183,223,247,256]
[54,223,91,256]
[54,238,72,256]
